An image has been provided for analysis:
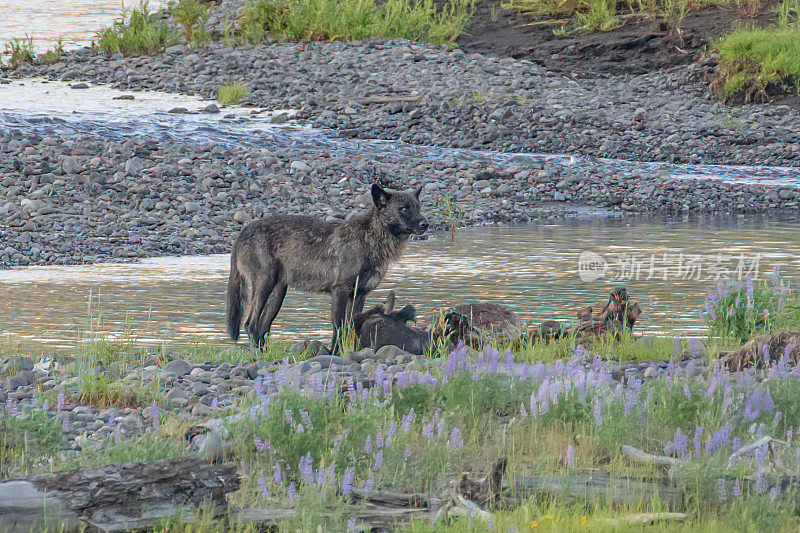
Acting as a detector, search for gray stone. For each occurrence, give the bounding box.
[163,359,192,377]
[165,44,187,54]
[347,347,374,363]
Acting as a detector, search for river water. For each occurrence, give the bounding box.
[0,0,167,53]
[2,14,800,352]
[2,221,799,351]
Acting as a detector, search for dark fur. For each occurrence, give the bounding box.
[227,184,428,348]
[354,291,430,354]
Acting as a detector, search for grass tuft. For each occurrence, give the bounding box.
[172,0,213,46]
[218,82,251,106]
[97,0,179,56]
[38,38,65,65]
[4,35,35,69]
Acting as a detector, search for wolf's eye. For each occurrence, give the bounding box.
[400,207,408,212]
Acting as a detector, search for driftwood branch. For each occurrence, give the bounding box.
[622,445,680,468]
[727,436,789,469]
[0,457,239,533]
[535,288,641,343]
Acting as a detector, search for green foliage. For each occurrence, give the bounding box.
[97,0,179,56]
[434,193,465,241]
[4,35,35,69]
[575,0,617,31]
[172,0,212,46]
[58,433,187,470]
[713,28,800,103]
[661,0,687,35]
[704,276,799,341]
[38,38,64,65]
[0,408,62,477]
[218,83,251,106]
[240,0,473,46]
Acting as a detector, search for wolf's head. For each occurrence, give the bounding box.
[371,184,429,237]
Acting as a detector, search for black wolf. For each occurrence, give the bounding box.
[226,184,428,349]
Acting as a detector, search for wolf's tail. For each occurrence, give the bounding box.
[227,249,243,341]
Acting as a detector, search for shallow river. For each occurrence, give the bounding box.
[0,0,167,53]
[2,220,799,351]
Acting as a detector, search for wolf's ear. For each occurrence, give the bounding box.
[371,184,391,208]
[413,185,423,199]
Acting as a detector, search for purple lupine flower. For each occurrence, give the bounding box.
[258,477,269,498]
[363,478,373,492]
[520,404,528,419]
[567,445,575,467]
[402,409,415,433]
[254,438,270,451]
[300,410,313,430]
[373,451,383,471]
[762,344,771,366]
[365,436,373,454]
[746,274,754,305]
[717,478,726,501]
[508,526,518,533]
[756,443,769,466]
[150,401,160,428]
[387,422,397,439]
[342,467,355,496]
[299,454,314,484]
[347,518,356,532]
[273,463,283,482]
[288,482,297,503]
[376,430,385,449]
[449,427,464,449]
[436,417,446,436]
[422,423,434,439]
[683,385,691,399]
[624,392,634,416]
[754,470,765,493]
[775,411,783,425]
[316,467,326,486]
[693,426,703,458]
[57,392,65,412]
[593,401,602,426]
[404,446,411,461]
[732,480,741,498]
[773,264,781,292]
[674,429,689,458]
[284,409,295,426]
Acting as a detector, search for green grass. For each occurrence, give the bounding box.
[575,0,617,30]
[38,38,65,65]
[434,193,466,241]
[1,408,62,477]
[4,35,35,69]
[712,14,800,103]
[218,83,251,106]
[172,0,212,46]
[240,0,473,46]
[97,0,179,56]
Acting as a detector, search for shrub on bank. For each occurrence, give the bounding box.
[711,27,800,103]
[218,82,251,106]
[97,0,179,56]
[240,0,474,46]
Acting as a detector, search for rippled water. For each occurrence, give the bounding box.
[3,80,800,187]
[3,221,799,351]
[0,0,166,52]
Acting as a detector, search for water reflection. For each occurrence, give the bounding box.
[2,220,799,352]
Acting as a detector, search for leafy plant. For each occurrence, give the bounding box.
[4,35,35,69]
[97,0,179,56]
[1,408,62,477]
[172,0,212,45]
[704,269,799,341]
[434,193,465,241]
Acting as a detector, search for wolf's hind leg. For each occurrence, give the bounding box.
[255,281,287,346]
[247,274,276,347]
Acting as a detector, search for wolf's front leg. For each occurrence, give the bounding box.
[329,289,350,354]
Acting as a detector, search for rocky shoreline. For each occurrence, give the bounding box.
[5,38,800,168]
[0,346,707,459]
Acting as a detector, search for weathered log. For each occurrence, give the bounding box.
[0,456,240,532]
